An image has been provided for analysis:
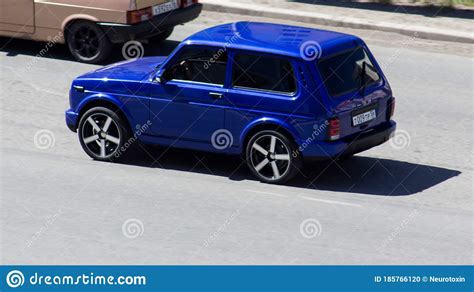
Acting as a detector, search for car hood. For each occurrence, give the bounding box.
[77,56,168,81]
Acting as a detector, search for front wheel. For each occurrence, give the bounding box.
[246,130,302,184]
[77,107,130,161]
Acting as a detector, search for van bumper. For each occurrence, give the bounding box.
[302,121,396,160]
[99,3,202,43]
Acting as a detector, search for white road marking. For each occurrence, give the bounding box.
[299,195,361,208]
[246,189,361,207]
[246,190,288,198]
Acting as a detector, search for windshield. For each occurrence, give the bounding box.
[318,47,380,97]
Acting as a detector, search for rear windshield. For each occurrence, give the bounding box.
[318,47,380,97]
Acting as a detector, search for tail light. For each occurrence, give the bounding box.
[182,0,199,8]
[328,118,340,141]
[386,98,395,120]
[127,7,153,24]
[389,99,395,118]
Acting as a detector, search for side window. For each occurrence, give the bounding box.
[232,53,297,93]
[165,46,228,85]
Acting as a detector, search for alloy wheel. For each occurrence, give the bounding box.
[81,113,121,159]
[72,27,100,60]
[249,134,291,181]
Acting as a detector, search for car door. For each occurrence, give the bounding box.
[224,51,302,145]
[148,45,229,143]
[0,0,34,34]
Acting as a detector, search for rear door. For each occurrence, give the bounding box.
[0,0,34,34]
[316,46,390,138]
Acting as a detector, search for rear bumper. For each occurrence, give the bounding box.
[302,121,396,160]
[99,4,202,43]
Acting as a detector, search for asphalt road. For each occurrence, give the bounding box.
[0,11,472,265]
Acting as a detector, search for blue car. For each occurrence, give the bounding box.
[65,22,396,184]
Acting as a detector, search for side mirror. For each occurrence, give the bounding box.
[154,69,166,84]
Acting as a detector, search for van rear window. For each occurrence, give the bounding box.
[318,47,380,97]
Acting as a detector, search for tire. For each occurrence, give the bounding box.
[246,130,302,184]
[66,20,112,64]
[148,28,174,44]
[78,107,131,162]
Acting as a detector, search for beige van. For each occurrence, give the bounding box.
[0,0,202,63]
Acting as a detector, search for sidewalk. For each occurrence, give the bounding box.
[200,0,474,43]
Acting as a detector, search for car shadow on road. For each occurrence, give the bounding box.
[0,37,180,65]
[119,145,460,196]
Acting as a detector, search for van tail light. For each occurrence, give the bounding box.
[127,7,153,24]
[328,118,340,141]
[182,0,199,8]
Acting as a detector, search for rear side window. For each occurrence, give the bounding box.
[166,46,227,85]
[232,53,297,94]
[318,47,380,97]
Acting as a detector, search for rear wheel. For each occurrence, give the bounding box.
[66,21,112,64]
[148,28,174,44]
[78,107,130,161]
[246,130,301,184]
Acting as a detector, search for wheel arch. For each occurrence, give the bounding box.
[240,118,300,155]
[76,95,133,133]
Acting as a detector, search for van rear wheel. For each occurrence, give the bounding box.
[246,130,301,184]
[67,20,112,64]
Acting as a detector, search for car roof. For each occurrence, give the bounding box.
[183,22,362,59]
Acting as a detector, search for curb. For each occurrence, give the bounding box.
[200,0,474,44]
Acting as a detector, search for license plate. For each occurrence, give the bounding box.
[352,109,376,126]
[152,0,178,16]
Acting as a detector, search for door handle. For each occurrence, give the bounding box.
[209,92,223,99]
